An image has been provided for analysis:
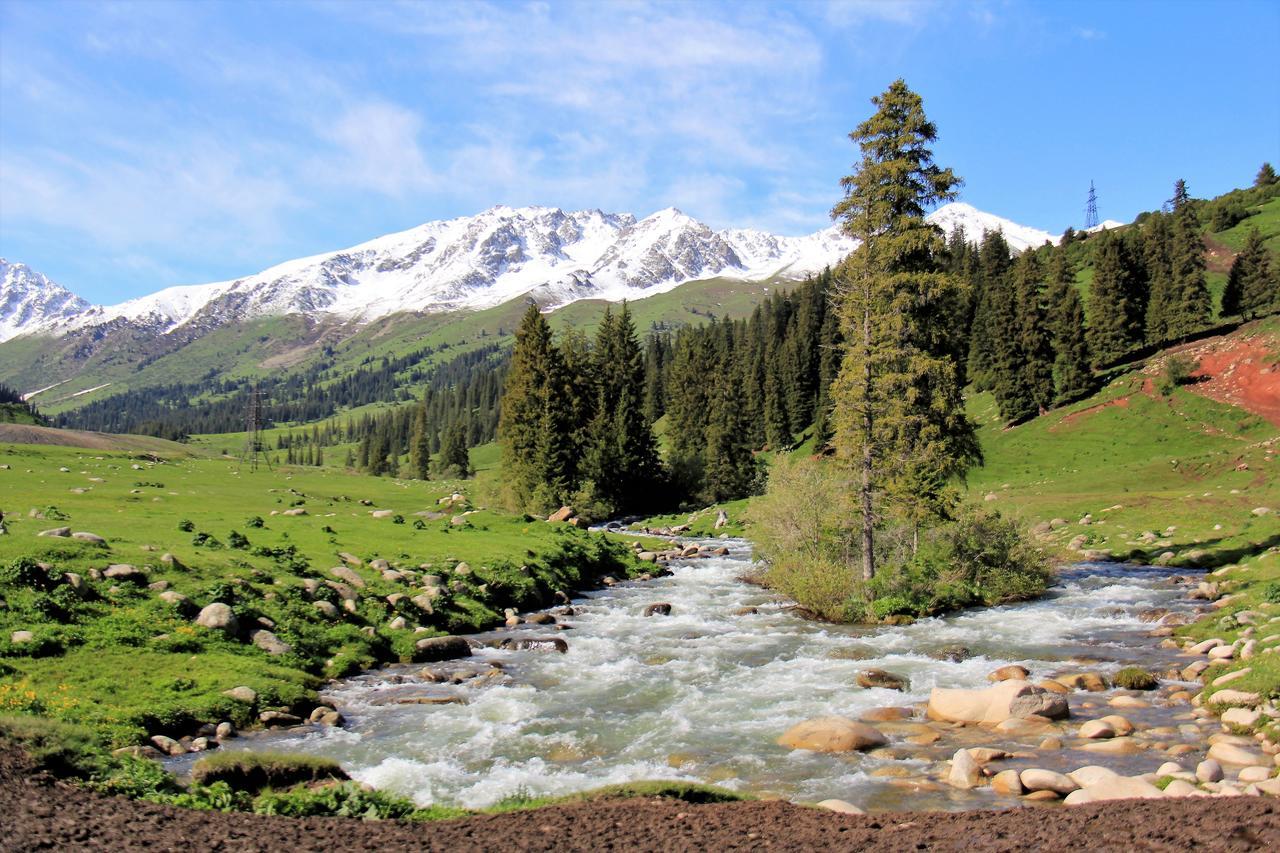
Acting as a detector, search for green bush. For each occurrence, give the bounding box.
[190,750,348,791]
[0,557,55,591]
[1263,582,1280,604]
[251,781,430,820]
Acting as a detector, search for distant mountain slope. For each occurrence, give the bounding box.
[0,202,1050,344]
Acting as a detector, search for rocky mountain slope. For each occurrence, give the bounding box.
[0,203,1051,344]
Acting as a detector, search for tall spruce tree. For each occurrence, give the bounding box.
[1223,228,1278,320]
[1142,212,1176,344]
[992,250,1054,423]
[965,231,1014,391]
[1257,162,1278,188]
[498,303,574,512]
[1086,231,1141,366]
[829,79,980,580]
[1166,180,1211,340]
[702,325,758,502]
[436,421,472,478]
[410,395,432,480]
[1044,248,1092,403]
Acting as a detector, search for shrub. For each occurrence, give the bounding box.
[1263,582,1280,604]
[245,516,265,529]
[252,781,431,820]
[0,557,55,591]
[190,751,348,791]
[1158,355,1199,397]
[1113,667,1159,690]
[177,520,195,532]
[227,531,250,550]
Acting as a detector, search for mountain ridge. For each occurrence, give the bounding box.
[0,202,1053,344]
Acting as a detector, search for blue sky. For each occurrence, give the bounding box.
[1,0,1277,304]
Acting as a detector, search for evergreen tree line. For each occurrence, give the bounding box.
[0,383,46,425]
[965,172,1279,424]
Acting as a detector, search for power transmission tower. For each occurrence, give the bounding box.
[1085,181,1099,229]
[240,384,272,472]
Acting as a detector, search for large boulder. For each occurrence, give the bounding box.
[927,680,1068,724]
[413,635,472,662]
[195,603,238,635]
[777,717,887,753]
[1020,768,1078,796]
[103,564,144,582]
[249,629,292,656]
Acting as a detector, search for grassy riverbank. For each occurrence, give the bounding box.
[0,444,647,749]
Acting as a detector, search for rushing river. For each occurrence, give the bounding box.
[228,537,1203,811]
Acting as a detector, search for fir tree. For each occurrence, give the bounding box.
[1086,231,1141,366]
[1044,249,1092,403]
[498,303,574,512]
[992,250,1053,423]
[762,345,791,450]
[1256,163,1277,188]
[702,333,758,502]
[830,79,980,579]
[966,231,1014,390]
[1223,228,1279,320]
[1166,180,1211,340]
[411,397,431,480]
[1142,212,1176,344]
[436,421,472,478]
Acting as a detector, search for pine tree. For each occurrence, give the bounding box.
[1044,249,1092,403]
[1256,163,1277,188]
[992,250,1053,423]
[436,421,472,478]
[1166,180,1211,340]
[1223,228,1279,320]
[1142,212,1176,344]
[498,303,574,512]
[966,231,1014,390]
[762,345,791,449]
[411,396,432,480]
[702,336,758,502]
[830,79,980,580]
[1086,231,1141,366]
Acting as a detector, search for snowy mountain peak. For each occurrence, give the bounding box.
[1,259,91,343]
[1,201,1052,343]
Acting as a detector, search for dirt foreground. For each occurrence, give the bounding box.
[2,747,1278,852]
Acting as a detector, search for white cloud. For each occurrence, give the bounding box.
[319,102,437,195]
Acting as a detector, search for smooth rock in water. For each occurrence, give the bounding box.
[928,680,1068,724]
[948,748,982,789]
[1238,766,1272,783]
[1037,680,1070,694]
[149,735,186,756]
[1020,768,1078,795]
[1163,779,1201,797]
[309,707,344,726]
[1063,776,1164,804]
[526,612,557,624]
[860,707,913,723]
[1078,736,1143,756]
[1039,737,1063,750]
[249,629,292,656]
[991,769,1024,796]
[259,710,302,727]
[500,637,568,653]
[215,722,235,739]
[857,668,908,691]
[414,635,472,662]
[223,686,257,704]
[777,717,887,753]
[1208,742,1267,766]
[1098,714,1135,736]
[988,665,1030,683]
[1055,672,1108,692]
[38,527,72,538]
[931,645,973,663]
[643,603,672,617]
[1068,766,1119,788]
[1078,719,1116,739]
[815,799,864,815]
[1108,695,1150,709]
[195,603,238,634]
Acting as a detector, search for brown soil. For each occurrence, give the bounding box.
[2,747,1277,852]
[1188,339,1280,427]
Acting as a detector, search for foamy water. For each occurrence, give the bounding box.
[229,539,1199,810]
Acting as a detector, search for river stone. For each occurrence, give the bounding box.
[991,769,1024,795]
[931,644,973,663]
[1210,689,1261,707]
[1078,719,1116,739]
[1063,776,1164,804]
[215,722,235,739]
[1108,695,1150,709]
[1221,707,1261,728]
[777,717,887,753]
[1068,766,1119,787]
[259,710,302,727]
[1098,714,1135,735]
[1078,736,1143,756]
[500,636,569,653]
[860,707,913,723]
[1055,672,1108,692]
[195,603,238,634]
[642,603,671,617]
[1238,765,1272,783]
[1163,779,1201,797]
[1037,680,1070,694]
[815,799,864,815]
[149,735,186,756]
[1208,742,1267,766]
[414,635,472,662]
[857,668,908,691]
[1020,768,1078,795]
[947,748,982,789]
[928,680,1068,724]
[988,665,1031,683]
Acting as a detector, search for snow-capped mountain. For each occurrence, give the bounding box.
[0,202,1052,343]
[1,259,91,343]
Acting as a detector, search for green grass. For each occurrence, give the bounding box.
[0,442,646,747]
[191,750,347,789]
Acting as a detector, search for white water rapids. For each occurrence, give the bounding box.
[228,537,1202,811]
